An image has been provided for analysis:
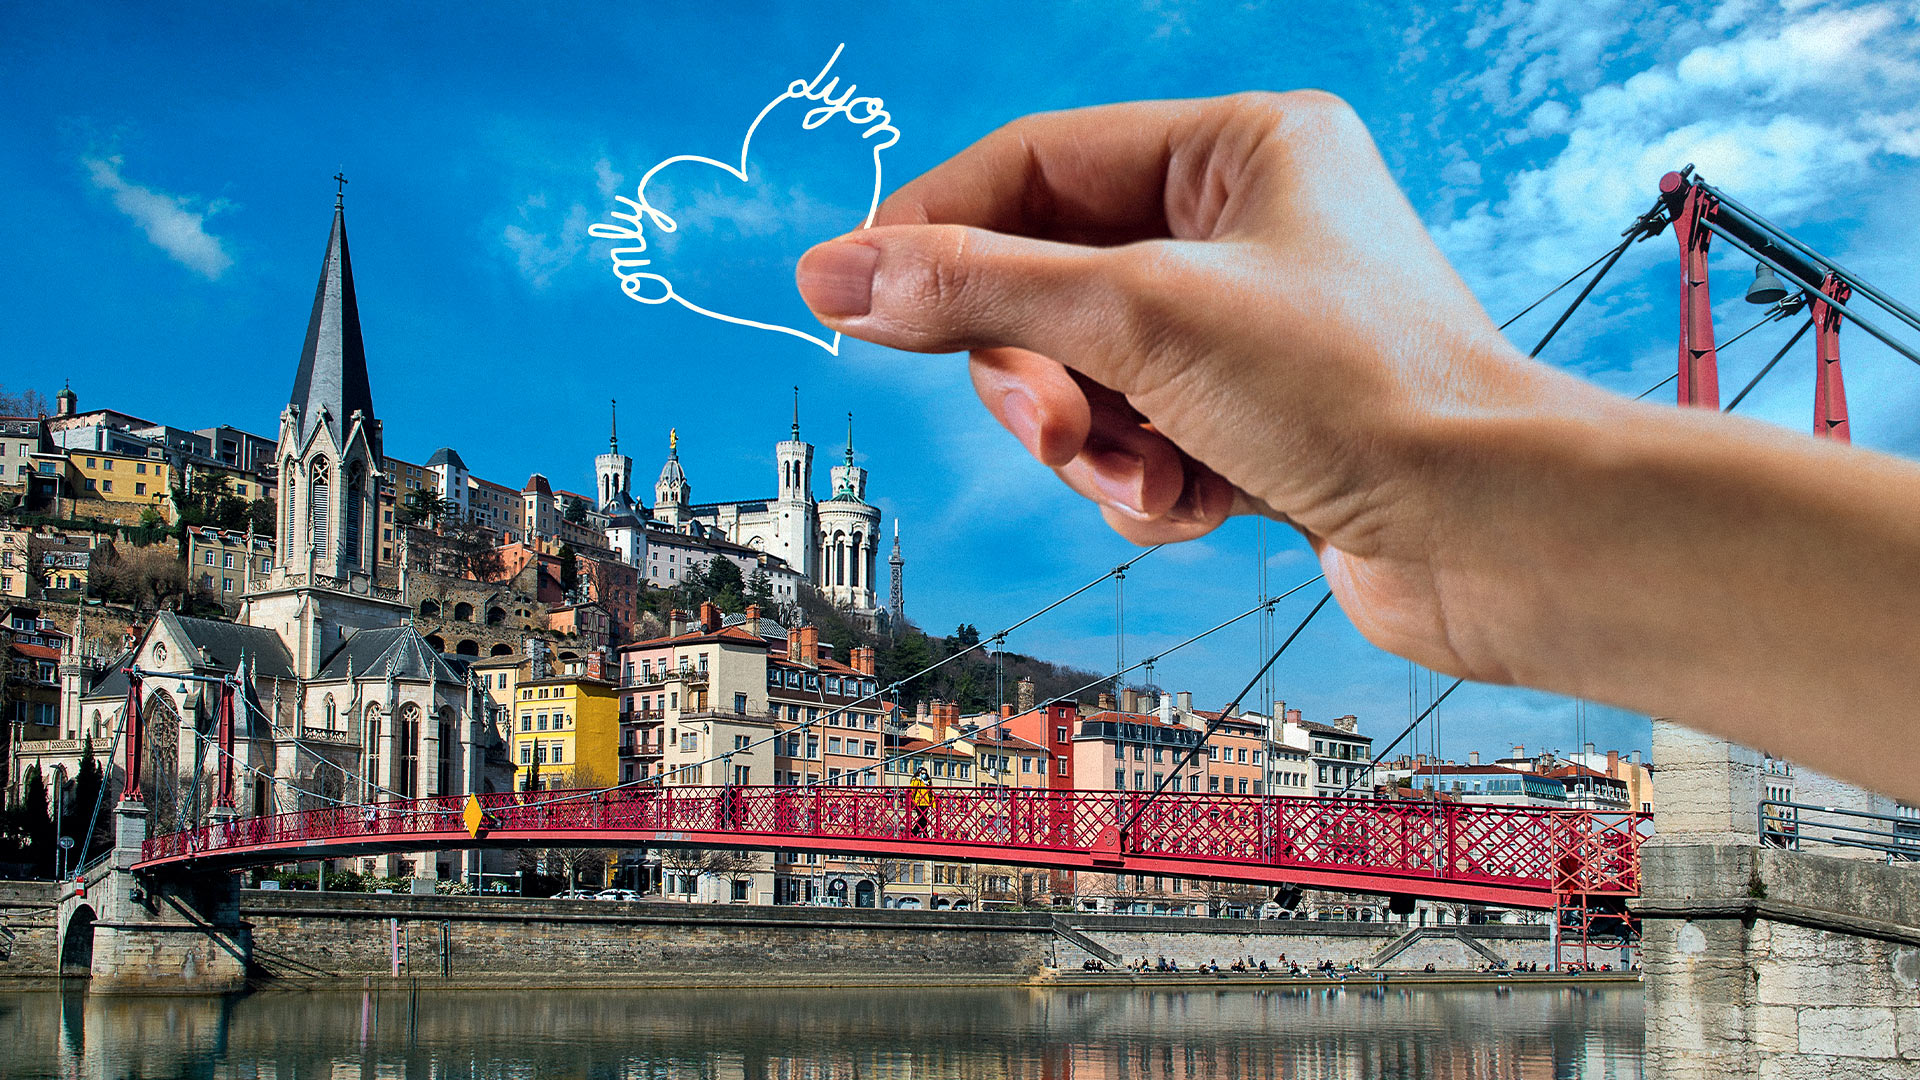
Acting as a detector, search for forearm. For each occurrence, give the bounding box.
[1442,380,1920,801]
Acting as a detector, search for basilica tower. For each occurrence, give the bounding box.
[243,190,408,677]
[817,413,881,613]
[769,387,817,579]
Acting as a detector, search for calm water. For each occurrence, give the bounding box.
[0,984,1642,1079]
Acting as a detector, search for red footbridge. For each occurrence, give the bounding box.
[138,786,1646,912]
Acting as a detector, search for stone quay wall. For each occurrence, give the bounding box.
[0,880,61,985]
[237,892,1553,988]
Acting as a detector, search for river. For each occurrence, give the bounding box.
[0,983,1642,1079]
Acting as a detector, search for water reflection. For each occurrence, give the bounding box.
[0,984,1641,1079]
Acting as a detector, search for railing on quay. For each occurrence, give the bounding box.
[139,786,1648,905]
[1761,798,1920,863]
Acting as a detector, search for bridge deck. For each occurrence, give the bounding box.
[137,787,1646,910]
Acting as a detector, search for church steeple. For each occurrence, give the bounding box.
[288,194,377,452]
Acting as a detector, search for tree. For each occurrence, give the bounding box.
[246,497,276,537]
[398,491,457,530]
[0,385,52,417]
[744,568,775,611]
[18,765,52,877]
[90,543,189,611]
[558,543,580,597]
[442,521,503,582]
[851,857,912,908]
[563,498,588,525]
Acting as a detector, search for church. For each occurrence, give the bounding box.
[593,395,889,620]
[63,194,509,882]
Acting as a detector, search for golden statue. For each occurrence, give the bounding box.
[669,427,678,454]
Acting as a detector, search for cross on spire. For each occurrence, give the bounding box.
[333,171,349,209]
[845,411,855,466]
[792,385,801,440]
[609,398,618,453]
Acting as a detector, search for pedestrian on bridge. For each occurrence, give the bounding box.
[909,769,933,836]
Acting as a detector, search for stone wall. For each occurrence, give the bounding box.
[241,891,1056,986]
[235,893,1553,987]
[0,880,60,984]
[1640,842,1920,1078]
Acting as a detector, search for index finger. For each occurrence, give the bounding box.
[874,96,1241,245]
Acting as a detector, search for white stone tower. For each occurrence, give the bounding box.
[595,398,634,513]
[770,387,817,579]
[654,429,690,529]
[817,412,881,613]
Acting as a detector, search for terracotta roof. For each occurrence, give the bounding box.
[1079,709,1194,731]
[10,642,59,661]
[617,624,769,651]
[891,737,971,760]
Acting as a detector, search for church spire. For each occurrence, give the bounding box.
[845,411,855,466]
[609,398,618,454]
[287,185,376,451]
[792,385,801,440]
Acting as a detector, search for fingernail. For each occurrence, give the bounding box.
[1000,390,1042,457]
[1088,448,1148,518]
[796,241,878,317]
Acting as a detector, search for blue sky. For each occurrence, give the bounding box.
[7,1,1919,763]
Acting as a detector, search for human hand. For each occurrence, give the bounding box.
[795,92,1601,682]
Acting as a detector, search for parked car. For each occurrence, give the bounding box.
[593,889,641,902]
[553,889,596,900]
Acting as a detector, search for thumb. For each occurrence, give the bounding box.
[796,224,1153,388]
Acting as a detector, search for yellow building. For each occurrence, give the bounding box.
[511,674,620,792]
[470,654,528,741]
[69,450,172,515]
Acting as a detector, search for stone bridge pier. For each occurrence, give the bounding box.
[55,801,249,994]
[1639,720,1920,1077]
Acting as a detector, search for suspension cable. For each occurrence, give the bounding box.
[832,574,1329,788]
[1116,590,1334,838]
[1338,676,1466,795]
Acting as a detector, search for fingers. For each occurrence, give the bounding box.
[796,224,1178,397]
[872,98,1210,243]
[970,346,1237,536]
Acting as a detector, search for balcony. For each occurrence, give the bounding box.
[622,666,710,689]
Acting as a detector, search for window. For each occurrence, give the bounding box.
[85,457,96,468]
[828,737,842,755]
[1189,775,1200,792]
[222,577,233,593]
[136,461,146,474]
[537,714,548,731]
[1132,746,1145,761]
[731,879,749,901]
[1056,726,1068,743]
[1209,776,1220,792]
[520,743,531,765]
[1152,747,1164,764]
[1237,748,1248,764]
[84,477,96,491]
[1115,769,1126,790]
[1056,760,1067,777]
[135,482,146,495]
[864,741,876,757]
[1134,771,1145,789]
[222,552,234,569]
[102,458,113,470]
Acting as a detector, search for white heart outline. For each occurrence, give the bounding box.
[587,44,899,355]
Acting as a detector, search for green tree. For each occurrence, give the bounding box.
[744,568,775,611]
[563,498,588,525]
[63,741,108,867]
[558,543,580,597]
[246,497,276,536]
[19,766,52,877]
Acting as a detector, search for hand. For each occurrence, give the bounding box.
[795,92,1594,682]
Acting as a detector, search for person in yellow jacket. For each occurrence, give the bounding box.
[909,768,933,835]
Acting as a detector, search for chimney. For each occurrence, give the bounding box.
[917,699,931,721]
[1630,750,1642,765]
[1176,691,1192,713]
[1000,704,1013,720]
[1272,700,1287,721]
[797,625,820,666]
[1607,749,1620,773]
[1334,714,1356,733]
[1585,741,1596,757]
[1158,694,1174,723]
[1285,709,1302,724]
[1512,744,1525,759]
[851,646,875,676]
[1016,676,1035,713]
[698,601,721,634]
[1468,751,1480,766]
[745,603,762,636]
[786,626,800,660]
[1415,753,1427,766]
[1120,688,1138,714]
[1097,691,1114,711]
[669,608,688,636]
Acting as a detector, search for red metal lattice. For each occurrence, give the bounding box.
[138,787,1646,910]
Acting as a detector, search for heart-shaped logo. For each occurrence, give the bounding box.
[588,44,900,355]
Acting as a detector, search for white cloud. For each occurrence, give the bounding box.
[81,155,233,279]
[1432,3,1920,330]
[502,200,589,289]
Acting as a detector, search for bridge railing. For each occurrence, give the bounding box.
[141,787,1646,897]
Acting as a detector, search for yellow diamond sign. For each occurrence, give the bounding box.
[464,793,486,838]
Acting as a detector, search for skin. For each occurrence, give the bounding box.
[795,92,1920,805]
